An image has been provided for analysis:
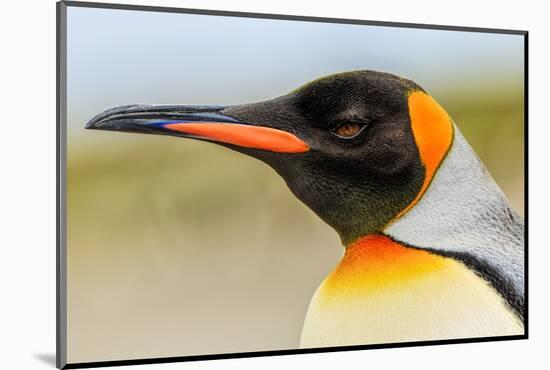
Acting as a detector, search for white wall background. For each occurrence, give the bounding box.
[0,0,547,369]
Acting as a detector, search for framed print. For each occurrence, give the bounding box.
[57,1,528,368]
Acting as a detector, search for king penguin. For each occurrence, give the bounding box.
[86,70,525,347]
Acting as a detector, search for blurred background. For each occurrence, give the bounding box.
[66,6,525,363]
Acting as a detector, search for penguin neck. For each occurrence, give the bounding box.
[384,126,524,317]
[300,231,524,348]
[337,234,446,288]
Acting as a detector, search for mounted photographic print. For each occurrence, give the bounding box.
[57,1,528,368]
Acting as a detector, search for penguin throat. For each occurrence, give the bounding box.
[301,233,524,347]
[330,234,447,291]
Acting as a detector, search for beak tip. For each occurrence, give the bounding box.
[85,116,103,130]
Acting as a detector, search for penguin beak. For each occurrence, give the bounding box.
[85,104,309,154]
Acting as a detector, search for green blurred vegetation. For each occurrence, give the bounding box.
[438,85,524,214]
[66,85,524,362]
[67,137,341,362]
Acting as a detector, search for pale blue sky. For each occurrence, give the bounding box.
[67,6,524,135]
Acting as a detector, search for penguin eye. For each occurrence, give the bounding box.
[333,122,367,139]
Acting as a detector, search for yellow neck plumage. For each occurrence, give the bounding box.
[300,234,523,348]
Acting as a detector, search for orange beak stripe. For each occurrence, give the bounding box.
[164,122,310,154]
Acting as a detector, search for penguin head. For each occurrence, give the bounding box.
[86,70,454,245]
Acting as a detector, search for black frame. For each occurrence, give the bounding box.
[56,1,529,368]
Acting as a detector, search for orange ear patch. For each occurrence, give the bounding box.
[394,91,453,220]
